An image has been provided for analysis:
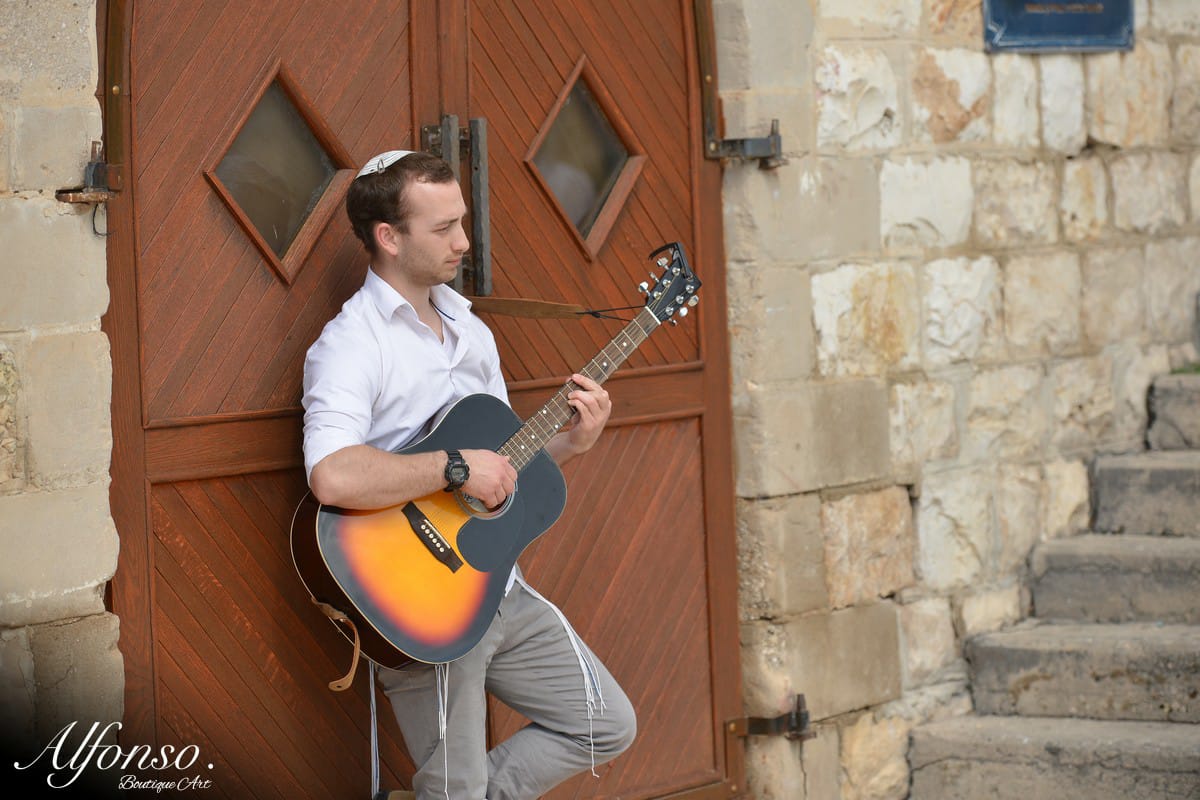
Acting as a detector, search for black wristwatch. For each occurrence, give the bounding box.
[443,450,469,492]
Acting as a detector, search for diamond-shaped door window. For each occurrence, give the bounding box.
[206,67,354,284]
[527,57,645,260]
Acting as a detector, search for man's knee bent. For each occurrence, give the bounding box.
[594,694,637,760]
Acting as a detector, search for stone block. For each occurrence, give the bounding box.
[965,364,1048,462]
[911,48,991,144]
[735,379,890,497]
[1152,0,1200,36]
[744,736,809,800]
[969,622,1200,722]
[0,110,11,194]
[26,331,111,484]
[801,724,840,800]
[0,484,118,627]
[0,341,23,489]
[1112,342,1170,445]
[815,46,902,151]
[917,468,993,590]
[812,262,920,377]
[922,256,1003,367]
[0,627,35,746]
[1039,55,1085,154]
[28,614,124,742]
[898,597,958,689]
[817,0,922,36]
[991,54,1038,148]
[1033,534,1200,624]
[821,487,915,609]
[1093,451,1200,536]
[1085,41,1173,147]
[712,0,813,91]
[957,582,1021,636]
[973,160,1058,246]
[0,195,109,330]
[1144,237,1200,343]
[1061,154,1108,241]
[911,716,1200,800]
[1050,355,1115,453]
[880,157,972,251]
[0,0,98,103]
[925,0,983,42]
[724,156,879,265]
[1042,458,1089,539]
[889,380,958,473]
[743,603,902,722]
[839,711,910,800]
[727,264,814,388]
[737,494,827,621]
[1192,155,1200,222]
[11,105,102,191]
[1173,45,1200,144]
[1148,374,1200,450]
[1080,246,1144,349]
[1003,251,1081,358]
[1111,151,1187,234]
[995,463,1040,574]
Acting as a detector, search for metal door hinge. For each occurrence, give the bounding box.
[56,140,122,204]
[727,694,815,742]
[706,119,784,169]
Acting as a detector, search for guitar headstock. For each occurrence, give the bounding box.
[640,242,702,325]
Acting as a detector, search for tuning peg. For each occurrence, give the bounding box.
[638,281,649,294]
[656,257,669,268]
[678,307,688,318]
[687,295,700,307]
[668,318,678,326]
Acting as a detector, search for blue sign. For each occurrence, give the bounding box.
[984,0,1134,52]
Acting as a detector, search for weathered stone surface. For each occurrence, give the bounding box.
[912,716,1200,800]
[969,622,1200,722]
[1144,237,1200,343]
[11,105,102,191]
[0,0,98,103]
[735,379,890,497]
[991,54,1038,148]
[925,0,983,41]
[720,87,813,156]
[965,365,1047,462]
[28,614,124,741]
[816,46,902,151]
[1050,355,1115,452]
[737,494,827,621]
[1033,534,1200,624]
[1040,55,1085,154]
[917,468,993,590]
[899,597,958,688]
[0,342,22,489]
[821,487,915,609]
[0,627,35,746]
[1111,151,1188,235]
[995,464,1040,574]
[1148,374,1200,450]
[1093,451,1200,536]
[712,0,813,91]
[912,48,991,144]
[1112,343,1170,446]
[1042,459,1090,539]
[889,380,957,472]
[840,711,910,800]
[1003,251,1081,358]
[1173,44,1200,144]
[0,195,109,329]
[812,262,921,377]
[1192,155,1200,223]
[922,256,1002,367]
[958,582,1021,636]
[1080,247,1144,349]
[1086,41,1173,147]
[728,264,813,388]
[1152,0,1200,36]
[745,735,808,800]
[817,0,921,36]
[1061,155,1108,241]
[973,160,1058,246]
[724,157,880,264]
[26,331,111,484]
[0,484,118,627]
[743,603,901,721]
[880,156,972,250]
[802,724,840,800]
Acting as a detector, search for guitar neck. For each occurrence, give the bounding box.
[500,307,660,471]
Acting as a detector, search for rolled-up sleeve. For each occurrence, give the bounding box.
[301,324,378,482]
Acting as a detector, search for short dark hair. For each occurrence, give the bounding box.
[345,152,457,256]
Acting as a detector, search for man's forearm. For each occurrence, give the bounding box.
[309,445,446,509]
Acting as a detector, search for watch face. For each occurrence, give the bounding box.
[449,464,469,483]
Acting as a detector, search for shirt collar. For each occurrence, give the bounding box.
[364,267,473,322]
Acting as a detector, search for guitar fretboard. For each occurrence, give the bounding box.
[499,307,660,471]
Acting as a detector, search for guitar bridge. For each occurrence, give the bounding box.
[401,502,463,573]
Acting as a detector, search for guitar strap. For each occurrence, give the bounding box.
[312,599,362,692]
[468,295,641,322]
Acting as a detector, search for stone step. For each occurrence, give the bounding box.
[1032,535,1200,623]
[910,715,1200,800]
[1092,451,1200,536]
[967,622,1200,722]
[1147,373,1200,450]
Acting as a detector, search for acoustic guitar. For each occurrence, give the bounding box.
[291,243,701,679]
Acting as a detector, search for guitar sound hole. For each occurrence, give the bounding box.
[455,482,516,519]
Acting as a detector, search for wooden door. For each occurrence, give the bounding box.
[107,1,740,798]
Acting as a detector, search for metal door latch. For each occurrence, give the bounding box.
[727,694,815,742]
[56,140,121,204]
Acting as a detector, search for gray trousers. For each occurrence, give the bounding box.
[377,578,637,800]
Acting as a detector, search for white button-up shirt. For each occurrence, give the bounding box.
[301,268,509,480]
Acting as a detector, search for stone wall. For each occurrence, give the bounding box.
[0,0,123,752]
[716,1,1200,797]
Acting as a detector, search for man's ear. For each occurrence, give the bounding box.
[374,221,401,257]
